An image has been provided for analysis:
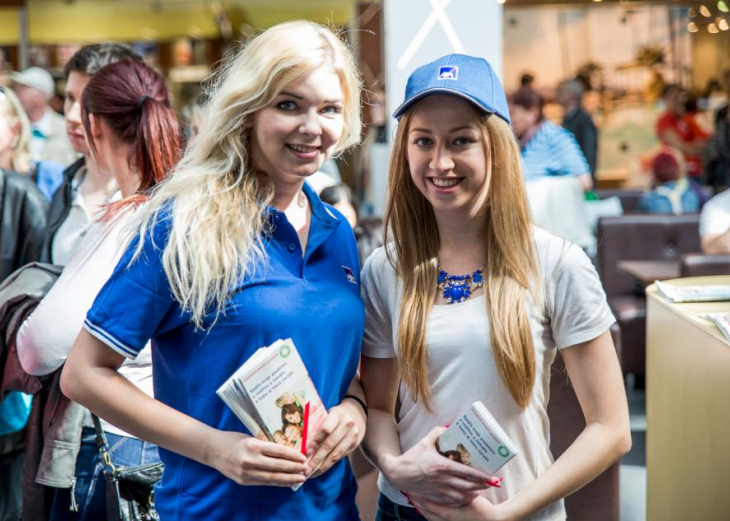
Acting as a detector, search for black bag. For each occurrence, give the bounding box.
[92,415,164,521]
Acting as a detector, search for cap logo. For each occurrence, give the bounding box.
[437,66,458,80]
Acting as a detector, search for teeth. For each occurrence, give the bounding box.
[289,144,319,153]
[432,178,461,187]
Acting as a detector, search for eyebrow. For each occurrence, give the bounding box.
[279,91,344,104]
[410,125,477,134]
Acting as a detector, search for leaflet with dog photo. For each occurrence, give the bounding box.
[437,401,518,476]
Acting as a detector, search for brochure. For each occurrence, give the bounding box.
[654,280,730,303]
[437,401,518,476]
[700,313,730,343]
[217,339,328,490]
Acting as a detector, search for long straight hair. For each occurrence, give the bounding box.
[384,107,539,409]
[129,21,362,328]
[81,59,181,211]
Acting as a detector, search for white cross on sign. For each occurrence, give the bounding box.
[396,0,466,71]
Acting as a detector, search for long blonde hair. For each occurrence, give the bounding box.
[384,107,539,409]
[0,87,32,174]
[130,21,362,328]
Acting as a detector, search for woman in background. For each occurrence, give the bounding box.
[17,58,180,520]
[0,86,65,199]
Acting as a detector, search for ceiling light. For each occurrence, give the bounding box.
[708,22,720,32]
[700,5,712,17]
[719,1,729,13]
[688,21,699,32]
[689,7,697,16]
[720,19,730,30]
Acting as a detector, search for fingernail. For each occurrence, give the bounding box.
[444,423,451,428]
[486,479,501,488]
[414,508,423,516]
[400,490,410,498]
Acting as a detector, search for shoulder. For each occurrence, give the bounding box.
[362,245,393,278]
[2,169,43,197]
[532,226,591,278]
[703,190,730,213]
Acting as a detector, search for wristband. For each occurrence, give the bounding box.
[343,394,368,419]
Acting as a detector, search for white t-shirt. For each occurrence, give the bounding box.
[361,228,615,521]
[17,203,153,438]
[699,189,730,238]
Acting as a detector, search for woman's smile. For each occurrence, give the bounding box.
[286,143,321,159]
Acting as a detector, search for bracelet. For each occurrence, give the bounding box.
[343,394,368,419]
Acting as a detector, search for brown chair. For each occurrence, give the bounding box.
[679,253,730,277]
[548,323,622,521]
[595,189,645,214]
[596,214,701,378]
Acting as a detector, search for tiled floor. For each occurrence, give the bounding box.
[620,387,646,520]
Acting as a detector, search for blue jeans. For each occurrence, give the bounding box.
[375,494,428,521]
[49,426,160,521]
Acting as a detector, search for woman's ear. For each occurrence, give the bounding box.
[88,113,104,140]
[10,121,21,148]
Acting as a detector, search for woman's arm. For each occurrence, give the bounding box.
[61,329,309,487]
[409,329,631,521]
[360,355,490,506]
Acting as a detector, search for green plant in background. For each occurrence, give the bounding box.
[635,45,666,67]
[576,61,604,91]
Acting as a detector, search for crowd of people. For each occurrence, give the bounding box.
[0,16,727,521]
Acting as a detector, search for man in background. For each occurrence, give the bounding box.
[557,78,598,181]
[11,67,76,166]
[42,43,142,265]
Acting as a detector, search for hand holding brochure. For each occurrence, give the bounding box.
[655,280,730,303]
[437,401,518,476]
[216,339,327,489]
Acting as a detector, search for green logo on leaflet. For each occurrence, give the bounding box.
[279,344,291,358]
[498,445,510,457]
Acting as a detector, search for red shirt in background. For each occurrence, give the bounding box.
[656,111,705,177]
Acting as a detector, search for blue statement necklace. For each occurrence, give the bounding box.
[437,264,485,304]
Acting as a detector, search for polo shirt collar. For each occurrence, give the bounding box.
[265,180,341,262]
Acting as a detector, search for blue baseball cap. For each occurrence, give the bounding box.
[393,54,511,125]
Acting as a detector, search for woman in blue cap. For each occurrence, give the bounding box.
[359,54,631,521]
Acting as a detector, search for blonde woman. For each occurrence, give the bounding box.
[0,86,66,199]
[360,54,630,521]
[61,21,367,521]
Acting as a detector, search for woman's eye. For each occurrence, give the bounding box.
[276,100,298,111]
[414,137,433,146]
[321,105,342,115]
[453,137,474,146]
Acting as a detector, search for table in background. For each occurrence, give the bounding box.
[618,260,680,287]
[646,276,730,520]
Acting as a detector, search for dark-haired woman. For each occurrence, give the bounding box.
[17,58,181,520]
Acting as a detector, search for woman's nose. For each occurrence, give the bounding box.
[298,110,322,137]
[430,147,455,172]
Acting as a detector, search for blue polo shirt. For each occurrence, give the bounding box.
[84,182,364,521]
[521,120,590,180]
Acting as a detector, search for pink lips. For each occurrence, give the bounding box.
[287,144,320,160]
[428,177,463,193]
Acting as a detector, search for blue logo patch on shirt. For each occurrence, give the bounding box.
[342,266,357,284]
[438,66,458,80]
